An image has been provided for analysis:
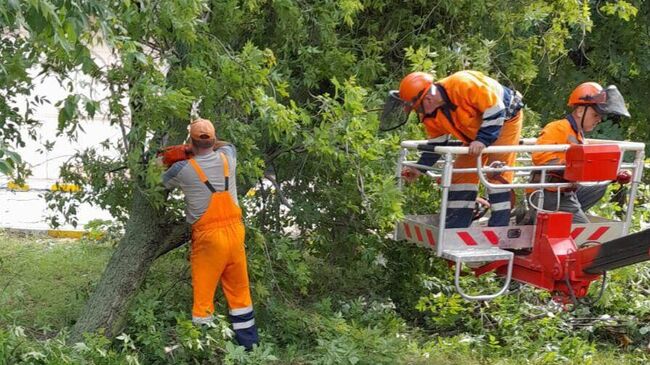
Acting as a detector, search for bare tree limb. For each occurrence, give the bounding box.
[264,170,293,208]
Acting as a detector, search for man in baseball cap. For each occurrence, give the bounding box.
[163,118,259,350]
[189,118,217,143]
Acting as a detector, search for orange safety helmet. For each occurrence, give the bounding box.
[567,82,630,118]
[399,72,434,110]
[379,72,435,131]
[567,82,606,106]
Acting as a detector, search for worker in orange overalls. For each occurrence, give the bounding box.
[384,70,524,228]
[530,82,631,223]
[162,118,258,350]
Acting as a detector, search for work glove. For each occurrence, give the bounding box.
[615,170,632,185]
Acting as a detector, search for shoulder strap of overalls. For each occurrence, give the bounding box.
[188,152,230,193]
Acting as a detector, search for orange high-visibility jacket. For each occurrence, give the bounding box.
[532,115,584,166]
[421,70,520,146]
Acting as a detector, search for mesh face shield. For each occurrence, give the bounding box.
[380,90,413,131]
[594,85,630,118]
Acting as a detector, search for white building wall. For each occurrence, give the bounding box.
[1,44,124,231]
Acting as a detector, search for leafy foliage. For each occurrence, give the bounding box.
[2,0,650,363]
[1,232,649,363]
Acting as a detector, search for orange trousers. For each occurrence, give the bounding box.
[187,156,258,349]
[191,192,252,320]
[444,111,523,227]
[452,111,523,185]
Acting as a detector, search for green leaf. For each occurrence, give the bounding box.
[600,1,638,21]
[85,100,98,119]
[64,20,77,44]
[5,150,21,163]
[0,160,11,175]
[57,107,69,130]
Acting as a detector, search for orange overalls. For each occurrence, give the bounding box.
[187,153,258,349]
[532,116,583,166]
[418,71,523,228]
[529,115,607,223]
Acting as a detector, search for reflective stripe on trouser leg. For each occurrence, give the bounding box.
[450,112,523,185]
[487,190,511,226]
[228,305,258,350]
[486,111,523,183]
[220,225,258,350]
[448,113,522,228]
[450,152,483,229]
[483,115,520,226]
[192,314,214,325]
[446,185,478,228]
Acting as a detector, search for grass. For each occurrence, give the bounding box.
[0,230,193,331]
[0,231,113,330]
[1,230,649,364]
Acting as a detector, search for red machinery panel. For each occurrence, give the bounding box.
[564,144,621,181]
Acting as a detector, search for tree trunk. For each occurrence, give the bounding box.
[69,43,195,341]
[70,189,190,341]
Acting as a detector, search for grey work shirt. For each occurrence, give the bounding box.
[162,145,239,224]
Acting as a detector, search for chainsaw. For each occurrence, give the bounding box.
[108,143,222,173]
[158,144,194,167]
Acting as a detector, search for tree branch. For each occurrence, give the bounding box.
[264,171,293,208]
[155,222,191,258]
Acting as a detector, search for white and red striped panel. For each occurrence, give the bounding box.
[400,221,507,250]
[455,230,500,246]
[571,223,623,246]
[401,221,436,249]
[398,219,623,253]
[448,226,530,249]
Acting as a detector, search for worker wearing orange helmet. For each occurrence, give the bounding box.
[162,119,258,350]
[530,82,631,223]
[384,70,524,228]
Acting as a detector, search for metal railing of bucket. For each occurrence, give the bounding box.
[396,138,645,300]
